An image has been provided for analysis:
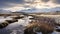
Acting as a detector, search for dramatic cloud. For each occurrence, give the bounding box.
[0,0,60,8]
[0,0,60,12]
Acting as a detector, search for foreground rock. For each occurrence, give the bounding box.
[0,21,9,29]
[55,29,60,32]
[0,19,18,29]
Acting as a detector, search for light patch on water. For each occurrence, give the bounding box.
[18,16,32,26]
[5,16,33,34]
[0,19,6,23]
[52,31,60,34]
[6,16,33,29]
[5,17,13,20]
[0,16,13,23]
[0,16,6,23]
[10,30,17,34]
[36,32,42,34]
[36,31,60,34]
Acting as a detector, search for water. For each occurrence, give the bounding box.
[0,16,33,34]
[0,16,13,23]
[0,16,60,34]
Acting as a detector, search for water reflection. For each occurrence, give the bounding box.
[0,16,60,34]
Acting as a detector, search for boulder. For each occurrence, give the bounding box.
[0,21,9,29]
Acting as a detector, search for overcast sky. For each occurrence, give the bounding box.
[0,0,60,12]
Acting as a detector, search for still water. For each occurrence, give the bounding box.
[0,16,60,34]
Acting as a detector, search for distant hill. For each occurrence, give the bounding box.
[0,9,11,14]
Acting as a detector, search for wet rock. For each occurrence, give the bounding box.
[55,29,60,32]
[0,22,9,29]
[12,16,24,19]
[0,18,19,29]
[55,23,60,26]
[5,19,18,24]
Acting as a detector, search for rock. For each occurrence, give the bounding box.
[12,16,24,19]
[0,21,9,29]
[55,29,60,32]
[5,19,18,24]
[55,23,60,26]
[0,19,18,29]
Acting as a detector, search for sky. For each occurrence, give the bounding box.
[0,0,60,12]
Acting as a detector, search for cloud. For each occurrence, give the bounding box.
[16,6,60,13]
[41,0,50,2]
[0,0,60,8]
[0,0,60,12]
[52,0,60,4]
[0,0,25,8]
[41,0,60,4]
[17,8,51,13]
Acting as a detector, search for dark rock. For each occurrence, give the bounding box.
[55,23,60,26]
[55,28,60,32]
[0,19,18,29]
[0,22,9,29]
[12,16,24,19]
[5,19,18,24]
